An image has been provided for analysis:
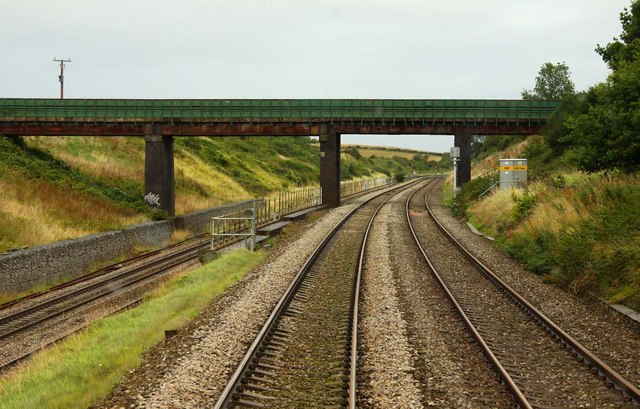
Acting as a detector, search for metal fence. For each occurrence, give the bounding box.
[341,177,393,197]
[211,187,321,250]
[211,208,257,251]
[211,177,394,250]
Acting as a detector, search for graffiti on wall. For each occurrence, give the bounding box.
[144,192,161,206]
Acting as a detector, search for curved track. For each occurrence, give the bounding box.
[406,179,640,408]
[214,178,427,408]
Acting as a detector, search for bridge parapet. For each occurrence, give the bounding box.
[0,98,560,125]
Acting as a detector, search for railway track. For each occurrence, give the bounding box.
[0,183,398,372]
[0,234,212,369]
[214,178,426,408]
[407,180,640,408]
[0,239,205,341]
[0,233,207,312]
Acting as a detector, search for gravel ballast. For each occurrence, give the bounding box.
[358,191,423,408]
[97,188,391,408]
[428,180,640,390]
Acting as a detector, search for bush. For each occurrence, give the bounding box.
[511,190,536,223]
[451,175,495,217]
[502,231,556,274]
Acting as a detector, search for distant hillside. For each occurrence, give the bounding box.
[344,144,442,162]
[0,136,440,252]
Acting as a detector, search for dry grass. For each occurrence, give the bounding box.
[343,144,441,161]
[468,188,517,235]
[516,188,586,236]
[0,178,145,252]
[171,229,192,243]
[174,150,252,214]
[25,137,144,181]
[469,178,587,237]
[470,170,638,238]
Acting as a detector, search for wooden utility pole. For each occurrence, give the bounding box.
[53,58,71,99]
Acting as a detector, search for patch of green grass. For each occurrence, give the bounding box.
[0,137,149,215]
[177,137,321,196]
[0,249,266,409]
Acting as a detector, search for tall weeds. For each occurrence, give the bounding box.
[468,171,640,309]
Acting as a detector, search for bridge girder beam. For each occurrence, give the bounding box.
[0,121,545,137]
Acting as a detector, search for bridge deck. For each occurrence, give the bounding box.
[0,98,559,122]
[0,99,560,136]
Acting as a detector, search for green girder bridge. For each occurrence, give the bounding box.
[0,98,561,215]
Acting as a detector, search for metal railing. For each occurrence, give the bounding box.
[211,208,257,251]
[211,177,394,251]
[211,187,322,251]
[341,177,393,197]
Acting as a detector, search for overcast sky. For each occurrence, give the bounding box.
[0,0,631,152]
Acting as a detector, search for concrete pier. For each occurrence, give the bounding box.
[455,133,471,187]
[144,131,175,216]
[319,132,341,207]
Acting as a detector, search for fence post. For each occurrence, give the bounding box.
[250,204,257,251]
[210,218,216,251]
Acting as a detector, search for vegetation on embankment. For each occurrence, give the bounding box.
[0,249,266,409]
[464,170,640,310]
[455,2,640,310]
[0,135,441,252]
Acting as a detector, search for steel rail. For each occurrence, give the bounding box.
[0,244,203,342]
[0,240,183,312]
[214,178,426,408]
[410,179,640,406]
[405,181,531,408]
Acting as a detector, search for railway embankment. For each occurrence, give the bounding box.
[0,200,255,294]
[458,169,640,313]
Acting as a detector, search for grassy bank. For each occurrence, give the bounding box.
[466,170,640,310]
[0,249,266,409]
[0,135,440,252]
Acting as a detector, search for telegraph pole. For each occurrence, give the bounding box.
[53,58,71,99]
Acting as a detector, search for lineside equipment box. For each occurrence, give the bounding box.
[499,159,528,190]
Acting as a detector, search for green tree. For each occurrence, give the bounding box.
[470,135,486,159]
[522,62,576,100]
[596,1,640,70]
[563,1,640,171]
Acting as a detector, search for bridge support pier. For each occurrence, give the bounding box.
[319,132,341,207]
[144,131,175,216]
[454,133,471,188]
